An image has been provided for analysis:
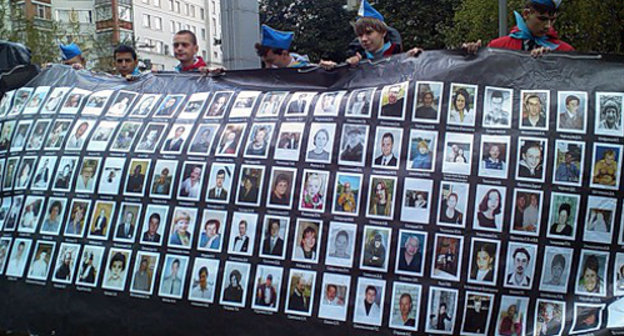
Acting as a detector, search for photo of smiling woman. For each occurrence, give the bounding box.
[168,208,196,249]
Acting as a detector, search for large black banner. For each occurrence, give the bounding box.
[0,49,623,336]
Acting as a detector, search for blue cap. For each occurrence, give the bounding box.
[358,0,384,22]
[60,43,82,60]
[531,0,562,9]
[261,25,294,50]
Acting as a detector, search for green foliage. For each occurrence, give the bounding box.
[260,0,356,62]
[444,0,624,54]
[374,0,458,50]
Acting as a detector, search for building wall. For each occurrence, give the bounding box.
[133,0,222,70]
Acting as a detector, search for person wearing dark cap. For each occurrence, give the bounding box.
[59,43,86,70]
[363,232,386,268]
[464,0,574,56]
[255,274,277,307]
[255,25,310,68]
[320,0,422,69]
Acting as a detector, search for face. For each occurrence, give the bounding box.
[77,123,88,136]
[476,250,492,271]
[261,49,287,68]
[605,153,615,164]
[199,271,207,285]
[269,222,279,237]
[405,237,419,256]
[399,296,411,315]
[176,218,189,232]
[82,166,94,178]
[567,99,579,114]
[111,260,123,278]
[190,167,201,181]
[50,206,59,220]
[514,252,529,275]
[348,132,359,146]
[487,191,500,211]
[125,212,133,223]
[527,97,541,117]
[173,33,198,63]
[439,305,446,314]
[171,262,179,275]
[216,173,224,187]
[206,223,217,236]
[306,177,320,195]
[423,93,433,106]
[388,87,400,104]
[139,259,148,271]
[455,94,466,111]
[115,52,138,76]
[558,209,569,225]
[314,131,328,149]
[523,147,542,169]
[381,136,393,156]
[530,195,538,206]
[523,9,556,37]
[489,145,500,159]
[605,107,617,124]
[238,222,247,236]
[583,267,598,292]
[326,286,337,300]
[335,234,348,253]
[447,195,457,209]
[275,180,288,196]
[491,96,503,112]
[175,127,184,138]
[303,231,316,249]
[419,144,428,154]
[551,263,563,281]
[365,288,376,304]
[148,217,159,234]
[358,28,385,52]
[376,183,386,199]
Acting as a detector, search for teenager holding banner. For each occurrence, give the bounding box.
[320,0,423,69]
[255,25,311,68]
[463,0,574,56]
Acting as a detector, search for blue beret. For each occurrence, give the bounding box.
[531,0,562,9]
[60,43,82,60]
[358,0,384,22]
[261,25,294,50]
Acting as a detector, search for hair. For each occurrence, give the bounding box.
[478,188,502,215]
[314,128,330,145]
[558,203,571,218]
[524,0,558,15]
[148,213,160,224]
[327,284,337,292]
[417,140,429,151]
[110,252,127,270]
[161,168,170,176]
[198,266,208,277]
[453,88,471,111]
[174,211,191,224]
[205,219,220,232]
[524,93,542,107]
[513,247,531,262]
[300,226,317,249]
[439,303,447,311]
[238,220,247,229]
[229,269,241,283]
[336,230,349,242]
[447,192,459,202]
[522,141,542,156]
[583,255,600,275]
[552,254,565,269]
[382,132,394,144]
[477,244,495,259]
[49,201,62,214]
[565,95,580,107]
[176,126,185,132]
[353,17,388,36]
[275,174,289,187]
[491,90,504,100]
[399,293,413,305]
[603,149,615,159]
[175,30,197,45]
[217,169,226,177]
[254,43,287,57]
[114,44,137,61]
[172,258,180,267]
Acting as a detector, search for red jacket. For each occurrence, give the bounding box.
[175,56,207,72]
[488,26,574,51]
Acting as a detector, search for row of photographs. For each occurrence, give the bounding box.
[2,83,624,138]
[1,210,623,295]
[1,115,622,188]
[3,161,624,244]
[0,237,622,335]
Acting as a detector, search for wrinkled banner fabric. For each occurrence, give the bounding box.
[0,50,623,336]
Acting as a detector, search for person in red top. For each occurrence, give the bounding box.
[464,0,574,57]
[173,30,207,72]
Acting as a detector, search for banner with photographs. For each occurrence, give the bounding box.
[0,50,623,335]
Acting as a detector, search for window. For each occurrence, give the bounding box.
[176,22,182,32]
[153,16,162,30]
[153,0,161,7]
[202,50,207,59]
[95,5,113,21]
[189,5,195,17]
[142,0,149,3]
[190,26,196,34]
[200,8,205,20]
[164,44,170,55]
[142,14,150,27]
[184,4,189,15]
[56,10,93,23]
[35,4,52,20]
[174,1,180,13]
[155,41,163,54]
[212,18,217,33]
[201,28,206,40]
[170,20,175,32]
[118,5,132,21]
[168,0,173,10]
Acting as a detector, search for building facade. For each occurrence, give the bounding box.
[133,0,223,70]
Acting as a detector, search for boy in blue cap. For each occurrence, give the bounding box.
[320,0,422,69]
[59,43,86,70]
[463,0,574,56]
[255,25,310,68]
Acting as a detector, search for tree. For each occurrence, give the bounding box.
[260,0,356,62]
[444,0,624,54]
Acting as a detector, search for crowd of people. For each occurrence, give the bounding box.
[55,0,572,79]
